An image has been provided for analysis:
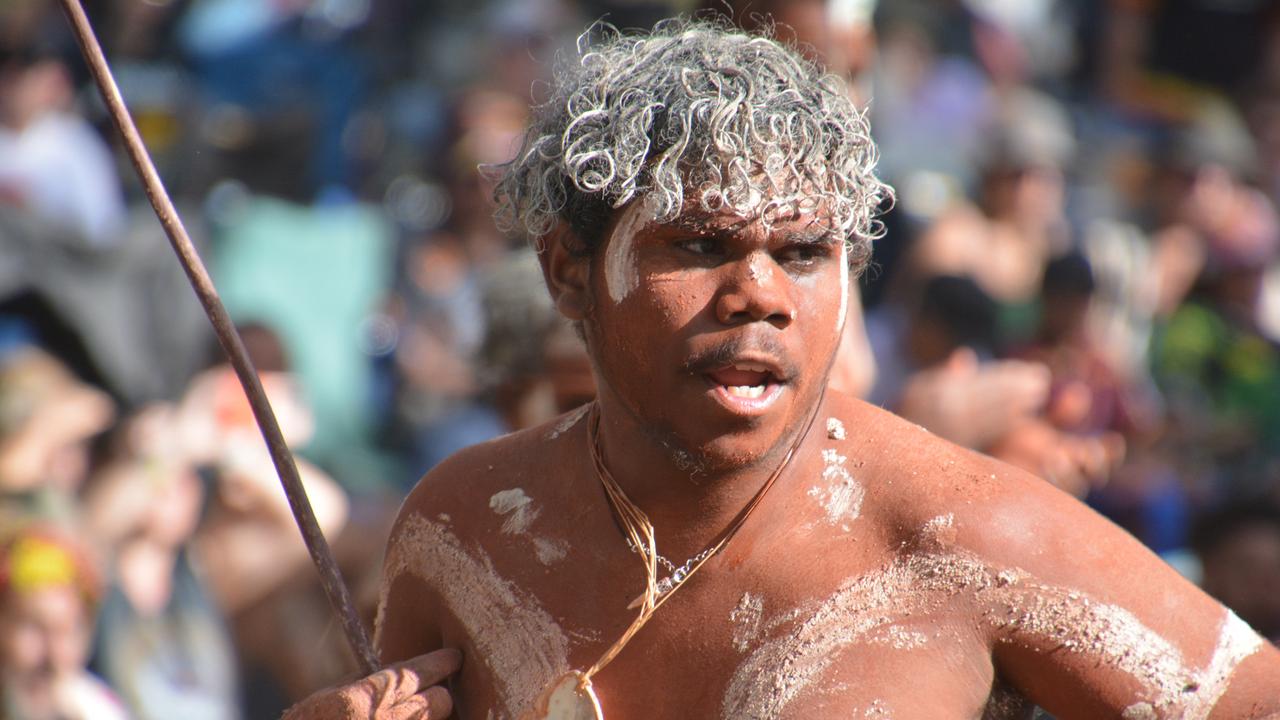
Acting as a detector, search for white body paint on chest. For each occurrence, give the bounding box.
[723,517,1262,720]
[730,592,765,652]
[604,195,659,304]
[377,514,569,717]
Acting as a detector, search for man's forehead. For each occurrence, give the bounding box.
[656,205,842,243]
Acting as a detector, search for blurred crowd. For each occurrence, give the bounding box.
[1,0,1279,717]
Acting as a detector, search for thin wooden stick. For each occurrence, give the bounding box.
[56,0,380,675]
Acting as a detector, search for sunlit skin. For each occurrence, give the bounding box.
[361,198,1280,719]
[575,203,848,506]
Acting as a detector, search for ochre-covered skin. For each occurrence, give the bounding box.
[375,204,1280,719]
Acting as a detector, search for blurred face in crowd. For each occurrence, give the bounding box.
[1201,523,1280,640]
[0,585,92,715]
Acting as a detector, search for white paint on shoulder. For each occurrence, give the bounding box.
[545,403,590,441]
[533,537,570,566]
[378,514,569,717]
[604,194,659,304]
[490,488,541,535]
[808,448,864,530]
[826,417,846,441]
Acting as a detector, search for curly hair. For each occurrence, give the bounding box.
[491,17,891,273]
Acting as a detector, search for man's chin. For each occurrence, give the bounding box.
[654,419,800,478]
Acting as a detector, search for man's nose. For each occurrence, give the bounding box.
[714,253,794,329]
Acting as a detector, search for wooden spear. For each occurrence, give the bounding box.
[56,0,381,675]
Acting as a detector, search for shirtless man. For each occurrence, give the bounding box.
[288,19,1280,719]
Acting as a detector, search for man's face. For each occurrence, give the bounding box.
[581,197,849,469]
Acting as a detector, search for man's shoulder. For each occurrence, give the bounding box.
[395,404,593,531]
[825,392,1080,560]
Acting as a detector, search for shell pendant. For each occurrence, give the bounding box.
[526,671,604,720]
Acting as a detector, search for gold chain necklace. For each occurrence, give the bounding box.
[525,394,825,719]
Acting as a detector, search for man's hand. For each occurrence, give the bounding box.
[283,650,461,720]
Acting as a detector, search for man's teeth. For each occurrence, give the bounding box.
[732,362,770,373]
[727,385,766,399]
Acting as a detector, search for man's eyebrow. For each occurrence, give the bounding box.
[778,227,841,245]
[663,215,738,235]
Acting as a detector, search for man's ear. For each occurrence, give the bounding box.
[537,223,592,321]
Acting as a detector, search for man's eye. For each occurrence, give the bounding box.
[777,244,831,267]
[677,238,722,256]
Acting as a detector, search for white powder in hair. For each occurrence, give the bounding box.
[490,488,540,535]
[604,194,659,303]
[808,448,864,530]
[546,404,590,441]
[826,417,847,441]
[378,513,569,717]
[730,592,765,652]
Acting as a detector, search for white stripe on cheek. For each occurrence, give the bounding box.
[836,245,850,332]
[604,195,659,304]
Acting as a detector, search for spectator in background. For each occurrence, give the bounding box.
[0,48,126,247]
[864,273,1119,496]
[0,347,114,529]
[476,248,594,431]
[82,406,243,720]
[80,324,348,720]
[0,525,126,720]
[1153,176,1280,501]
[1192,502,1280,645]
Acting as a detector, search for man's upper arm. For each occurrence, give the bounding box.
[954,461,1280,718]
[374,458,469,665]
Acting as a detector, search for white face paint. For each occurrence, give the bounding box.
[604,194,660,304]
[747,255,771,286]
[836,245,850,333]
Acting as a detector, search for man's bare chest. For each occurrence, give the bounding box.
[422,513,1019,720]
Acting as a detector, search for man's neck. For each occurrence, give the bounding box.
[588,392,819,561]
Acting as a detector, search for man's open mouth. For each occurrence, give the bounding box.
[704,361,786,413]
